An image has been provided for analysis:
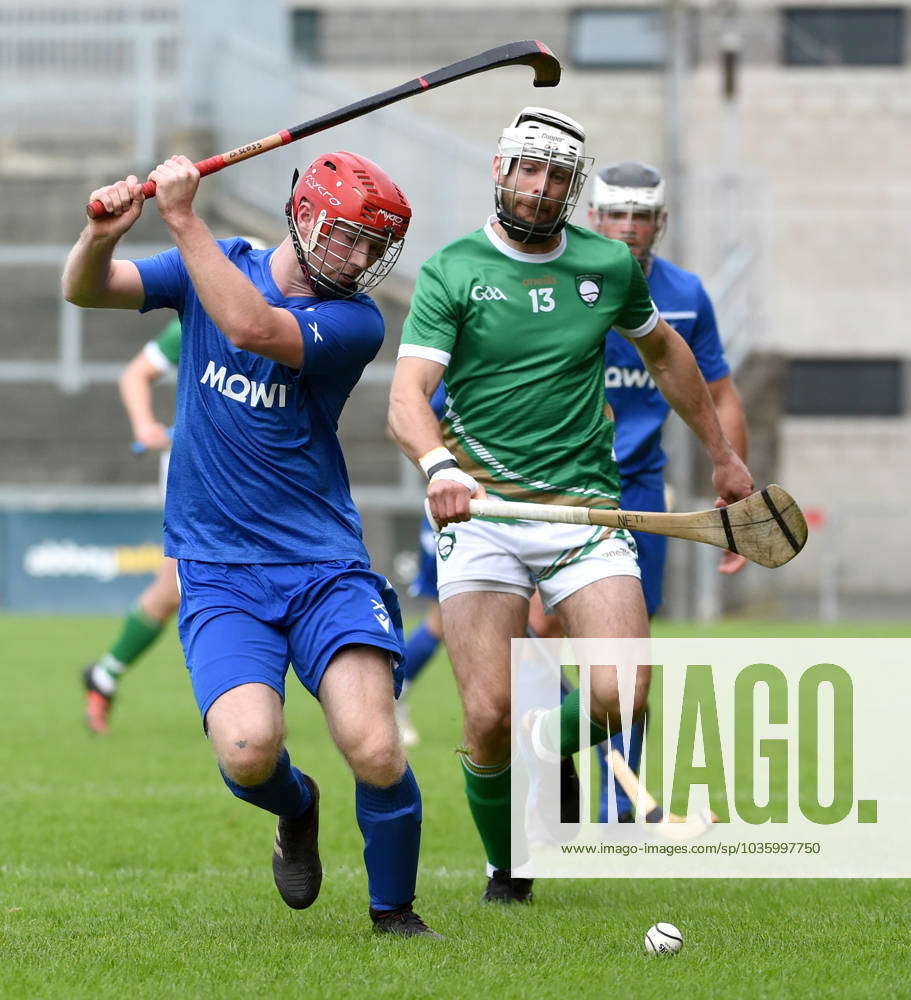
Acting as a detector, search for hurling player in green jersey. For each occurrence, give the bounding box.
[389,107,754,904]
[82,317,180,734]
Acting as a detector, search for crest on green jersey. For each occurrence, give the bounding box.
[575,274,603,307]
[437,531,456,560]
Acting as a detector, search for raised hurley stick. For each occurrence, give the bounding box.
[87,41,561,218]
[426,485,807,570]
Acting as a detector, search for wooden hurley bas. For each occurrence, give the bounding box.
[448,485,808,570]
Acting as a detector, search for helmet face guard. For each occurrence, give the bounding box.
[494,107,593,244]
[591,161,668,257]
[285,152,411,299]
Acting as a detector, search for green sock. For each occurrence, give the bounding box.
[460,756,513,872]
[543,688,610,758]
[104,606,165,676]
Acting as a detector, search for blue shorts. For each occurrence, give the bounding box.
[408,517,439,600]
[620,480,667,616]
[177,559,405,720]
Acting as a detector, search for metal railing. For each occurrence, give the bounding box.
[0,4,182,167]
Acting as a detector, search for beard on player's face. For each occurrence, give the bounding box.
[511,193,560,221]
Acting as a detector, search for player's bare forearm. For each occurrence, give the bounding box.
[635,321,753,502]
[709,375,748,462]
[637,321,731,463]
[119,354,163,445]
[708,376,750,572]
[163,213,279,347]
[387,359,446,466]
[388,357,484,525]
[154,156,302,367]
[63,175,146,309]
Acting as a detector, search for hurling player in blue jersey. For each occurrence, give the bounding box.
[594,161,748,820]
[593,161,748,598]
[62,150,440,938]
[528,161,748,823]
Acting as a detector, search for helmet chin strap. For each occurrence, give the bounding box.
[284,189,350,300]
[285,169,314,287]
[495,206,566,244]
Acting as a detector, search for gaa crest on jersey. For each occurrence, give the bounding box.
[437,531,456,560]
[575,274,603,308]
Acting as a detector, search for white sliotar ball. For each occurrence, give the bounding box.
[644,922,683,956]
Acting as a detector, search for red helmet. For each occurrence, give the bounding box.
[286,151,411,298]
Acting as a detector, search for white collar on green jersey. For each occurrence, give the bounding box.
[483,216,568,263]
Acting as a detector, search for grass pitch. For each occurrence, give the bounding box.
[2,615,910,999]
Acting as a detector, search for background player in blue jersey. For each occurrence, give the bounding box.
[530,160,748,822]
[62,150,440,938]
[593,161,748,595]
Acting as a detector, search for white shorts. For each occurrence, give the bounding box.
[159,448,171,500]
[435,515,641,611]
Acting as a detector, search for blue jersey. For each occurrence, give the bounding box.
[134,238,384,564]
[429,382,446,420]
[605,255,730,485]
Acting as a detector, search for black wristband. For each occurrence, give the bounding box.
[425,458,459,481]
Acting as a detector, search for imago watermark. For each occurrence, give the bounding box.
[510,639,909,877]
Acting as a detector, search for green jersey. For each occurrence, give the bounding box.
[399,220,658,507]
[143,317,181,373]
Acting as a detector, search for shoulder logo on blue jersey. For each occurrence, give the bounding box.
[575,274,602,307]
[200,360,288,408]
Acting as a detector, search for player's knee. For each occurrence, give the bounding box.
[464,699,511,757]
[590,688,648,731]
[216,730,283,786]
[348,736,405,787]
[467,698,511,738]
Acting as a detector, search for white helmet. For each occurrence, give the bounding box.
[591,161,668,254]
[495,107,593,244]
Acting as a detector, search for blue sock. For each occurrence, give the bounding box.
[401,623,440,684]
[598,721,644,821]
[220,748,313,818]
[356,764,422,910]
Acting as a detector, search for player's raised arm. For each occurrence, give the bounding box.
[145,155,305,368]
[62,175,146,309]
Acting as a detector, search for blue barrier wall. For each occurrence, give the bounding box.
[3,509,164,612]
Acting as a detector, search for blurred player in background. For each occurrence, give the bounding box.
[63,150,439,938]
[529,160,749,823]
[81,318,180,734]
[388,108,754,904]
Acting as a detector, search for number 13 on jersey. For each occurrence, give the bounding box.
[528,287,555,313]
